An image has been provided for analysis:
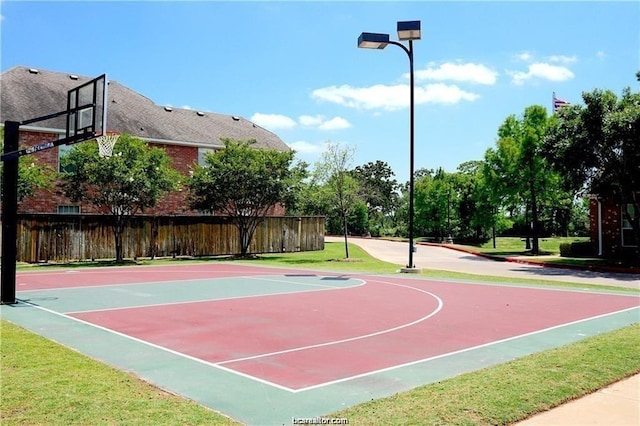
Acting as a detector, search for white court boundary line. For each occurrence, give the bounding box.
[217,279,443,365]
[21,300,294,392]
[16,278,640,394]
[292,304,640,393]
[18,277,438,393]
[65,276,366,315]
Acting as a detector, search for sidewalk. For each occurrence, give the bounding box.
[326,236,640,425]
[515,374,640,425]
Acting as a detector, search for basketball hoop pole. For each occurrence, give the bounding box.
[1,121,20,304]
[1,73,106,304]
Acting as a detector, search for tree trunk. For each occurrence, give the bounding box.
[492,224,496,249]
[531,187,540,255]
[114,226,124,263]
[524,207,531,250]
[342,211,349,259]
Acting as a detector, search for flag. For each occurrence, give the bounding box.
[553,95,570,112]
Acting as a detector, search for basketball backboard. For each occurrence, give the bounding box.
[66,73,107,142]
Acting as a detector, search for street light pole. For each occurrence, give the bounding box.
[408,38,415,269]
[358,20,421,272]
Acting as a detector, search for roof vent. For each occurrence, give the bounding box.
[69,74,79,80]
[231,116,240,121]
[196,111,205,117]
[164,106,173,112]
[28,68,39,74]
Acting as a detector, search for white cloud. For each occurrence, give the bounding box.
[596,50,606,60]
[413,62,498,85]
[250,113,352,131]
[312,83,479,110]
[288,140,325,155]
[548,55,577,64]
[250,113,296,130]
[418,83,480,104]
[298,114,352,130]
[514,51,534,62]
[318,117,351,130]
[509,63,575,85]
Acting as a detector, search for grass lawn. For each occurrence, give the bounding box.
[444,236,589,256]
[445,236,640,270]
[3,241,639,425]
[331,323,640,425]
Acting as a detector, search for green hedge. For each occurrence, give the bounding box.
[560,241,596,258]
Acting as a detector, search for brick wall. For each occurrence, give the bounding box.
[589,197,623,257]
[11,130,285,216]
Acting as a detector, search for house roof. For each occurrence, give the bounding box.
[0,66,289,151]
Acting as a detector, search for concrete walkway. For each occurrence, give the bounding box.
[326,236,640,289]
[326,236,640,425]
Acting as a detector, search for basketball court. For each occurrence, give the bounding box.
[1,263,638,425]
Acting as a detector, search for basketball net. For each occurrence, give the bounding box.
[97,133,119,158]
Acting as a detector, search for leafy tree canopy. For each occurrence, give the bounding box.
[60,134,181,261]
[187,139,297,256]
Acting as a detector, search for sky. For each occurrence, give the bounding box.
[1,1,638,184]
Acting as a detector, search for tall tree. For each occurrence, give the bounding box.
[61,134,181,262]
[313,142,360,258]
[188,139,298,257]
[350,160,399,237]
[414,168,452,240]
[488,106,556,254]
[544,85,640,256]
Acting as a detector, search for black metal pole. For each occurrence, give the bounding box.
[408,40,415,269]
[1,121,20,304]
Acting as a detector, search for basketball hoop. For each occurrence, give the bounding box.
[97,134,119,158]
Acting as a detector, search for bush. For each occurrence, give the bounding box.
[560,241,596,258]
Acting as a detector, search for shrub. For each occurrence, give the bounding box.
[560,241,596,258]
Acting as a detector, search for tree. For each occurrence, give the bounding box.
[414,168,465,241]
[0,134,54,202]
[61,134,181,262]
[188,139,298,257]
[313,142,360,258]
[350,160,399,237]
[544,85,640,256]
[488,105,558,254]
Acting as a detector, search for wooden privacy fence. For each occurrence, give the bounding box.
[10,214,325,263]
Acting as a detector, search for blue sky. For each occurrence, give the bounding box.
[2,1,638,184]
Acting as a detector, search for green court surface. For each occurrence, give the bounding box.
[2,265,638,425]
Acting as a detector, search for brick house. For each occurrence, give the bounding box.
[1,66,290,216]
[589,196,638,258]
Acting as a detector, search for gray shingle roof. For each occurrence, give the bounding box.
[0,66,289,151]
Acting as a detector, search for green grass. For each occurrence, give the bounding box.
[446,236,639,270]
[3,320,638,426]
[0,321,240,426]
[4,240,639,425]
[331,323,640,425]
[451,236,590,256]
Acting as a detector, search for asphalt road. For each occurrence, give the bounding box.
[325,236,640,289]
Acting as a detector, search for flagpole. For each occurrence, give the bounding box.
[552,91,555,113]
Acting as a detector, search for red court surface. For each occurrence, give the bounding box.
[54,268,640,391]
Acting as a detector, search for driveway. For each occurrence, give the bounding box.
[326,236,640,289]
